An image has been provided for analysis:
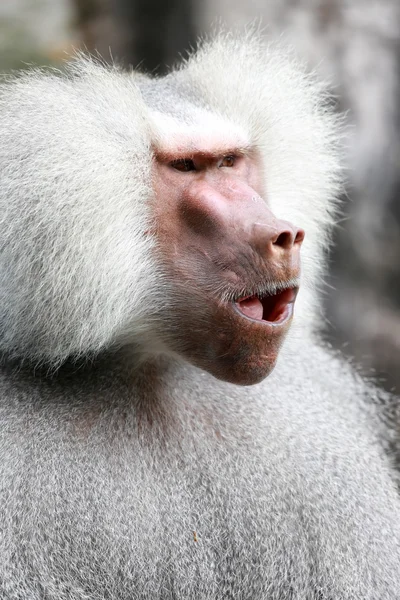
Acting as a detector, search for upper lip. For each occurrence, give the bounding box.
[230,278,300,304]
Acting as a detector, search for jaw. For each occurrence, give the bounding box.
[167,293,295,386]
[199,311,293,386]
[159,245,300,386]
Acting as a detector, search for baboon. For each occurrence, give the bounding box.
[0,33,399,599]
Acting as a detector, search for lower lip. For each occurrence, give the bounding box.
[233,298,294,326]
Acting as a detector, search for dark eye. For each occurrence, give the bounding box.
[170,159,196,172]
[220,155,236,168]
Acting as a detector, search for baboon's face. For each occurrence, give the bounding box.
[152,133,303,385]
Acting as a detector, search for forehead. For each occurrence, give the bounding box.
[138,76,251,156]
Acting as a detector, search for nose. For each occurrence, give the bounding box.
[179,180,305,260]
[253,220,305,258]
[273,222,305,249]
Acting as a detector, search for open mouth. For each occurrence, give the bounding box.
[234,287,298,324]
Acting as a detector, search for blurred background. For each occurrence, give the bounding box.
[1,0,400,392]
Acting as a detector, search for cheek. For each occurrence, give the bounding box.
[151,188,183,254]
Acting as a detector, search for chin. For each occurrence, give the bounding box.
[191,317,293,386]
[210,358,278,386]
[169,284,297,386]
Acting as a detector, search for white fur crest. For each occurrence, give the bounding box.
[0,33,342,364]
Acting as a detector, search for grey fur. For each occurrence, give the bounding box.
[0,33,399,599]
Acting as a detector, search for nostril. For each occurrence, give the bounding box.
[274,230,294,249]
[294,228,305,245]
[274,227,305,249]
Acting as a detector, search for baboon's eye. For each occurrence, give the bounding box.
[170,159,196,172]
[220,155,236,168]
